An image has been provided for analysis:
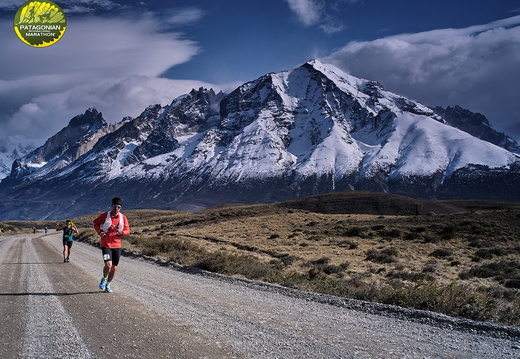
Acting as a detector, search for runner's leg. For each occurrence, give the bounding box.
[107,265,117,282]
[107,248,121,282]
[101,247,112,277]
[103,261,112,276]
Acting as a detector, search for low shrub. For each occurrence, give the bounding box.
[0,223,17,233]
[344,227,364,237]
[380,282,497,322]
[438,224,456,239]
[429,248,453,258]
[474,249,493,259]
[308,257,330,266]
[195,252,274,280]
[459,260,520,281]
[329,238,357,249]
[378,228,401,238]
[403,232,421,241]
[371,225,385,231]
[386,270,434,282]
[305,257,346,276]
[505,279,520,289]
[366,247,398,263]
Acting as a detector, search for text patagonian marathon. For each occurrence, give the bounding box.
[19,24,62,31]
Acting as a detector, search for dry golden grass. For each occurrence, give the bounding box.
[5,191,520,325]
[128,204,519,288]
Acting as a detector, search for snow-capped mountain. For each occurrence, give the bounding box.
[433,105,520,154]
[0,138,36,179]
[1,60,519,220]
[7,108,111,182]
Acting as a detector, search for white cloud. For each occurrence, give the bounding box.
[4,17,199,79]
[284,0,347,36]
[60,0,123,13]
[324,16,520,142]
[319,19,346,34]
[285,0,322,26]
[163,7,204,26]
[0,15,231,145]
[4,76,222,141]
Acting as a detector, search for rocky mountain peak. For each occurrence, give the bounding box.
[1,61,519,220]
[6,108,110,181]
[433,105,520,154]
[68,107,105,128]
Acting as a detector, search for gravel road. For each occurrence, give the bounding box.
[1,232,519,359]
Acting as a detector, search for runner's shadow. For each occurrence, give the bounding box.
[0,291,104,296]
[1,262,58,265]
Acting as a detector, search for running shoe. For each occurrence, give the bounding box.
[99,277,107,290]
[105,283,113,293]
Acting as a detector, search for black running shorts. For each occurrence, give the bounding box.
[62,239,73,247]
[101,247,122,266]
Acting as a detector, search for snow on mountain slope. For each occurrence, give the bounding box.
[378,112,514,181]
[434,105,520,154]
[5,108,111,182]
[21,61,518,186]
[1,60,519,220]
[0,138,36,179]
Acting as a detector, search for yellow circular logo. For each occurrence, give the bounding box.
[13,1,67,47]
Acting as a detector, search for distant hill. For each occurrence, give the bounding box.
[276,191,519,215]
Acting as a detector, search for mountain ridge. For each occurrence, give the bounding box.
[1,60,519,220]
[433,105,520,154]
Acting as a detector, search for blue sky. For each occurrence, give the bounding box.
[1,0,520,148]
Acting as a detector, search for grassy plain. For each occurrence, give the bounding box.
[5,191,520,326]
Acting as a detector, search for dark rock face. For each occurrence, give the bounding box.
[6,108,109,181]
[1,62,519,220]
[433,105,520,154]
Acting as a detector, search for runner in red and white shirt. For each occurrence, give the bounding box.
[93,197,130,293]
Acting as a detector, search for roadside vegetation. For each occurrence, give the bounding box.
[0,222,21,234]
[6,192,520,326]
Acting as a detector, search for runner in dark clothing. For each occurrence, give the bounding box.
[56,220,79,262]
